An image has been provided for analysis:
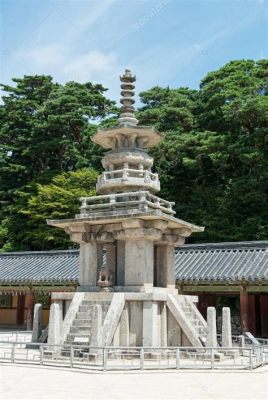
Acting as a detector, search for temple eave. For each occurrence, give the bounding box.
[47,213,204,233]
[92,126,163,148]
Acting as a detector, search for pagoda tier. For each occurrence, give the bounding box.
[92,69,162,195]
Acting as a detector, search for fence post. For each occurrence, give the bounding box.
[176,349,180,369]
[70,346,74,368]
[103,348,107,371]
[11,343,15,363]
[39,344,43,365]
[249,348,253,370]
[211,348,215,369]
[140,348,144,370]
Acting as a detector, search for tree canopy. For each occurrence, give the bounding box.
[0,60,267,250]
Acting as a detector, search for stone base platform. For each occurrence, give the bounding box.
[48,291,206,349]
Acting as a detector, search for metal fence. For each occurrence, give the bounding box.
[0,341,267,371]
[0,331,32,343]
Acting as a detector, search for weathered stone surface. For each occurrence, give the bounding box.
[167,295,202,347]
[60,292,85,344]
[222,307,232,348]
[90,305,103,347]
[31,303,42,343]
[160,303,168,347]
[125,240,154,286]
[79,242,102,286]
[143,301,159,347]
[156,244,175,288]
[47,303,61,346]
[119,303,130,346]
[102,293,125,346]
[206,307,217,347]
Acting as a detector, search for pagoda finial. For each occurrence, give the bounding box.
[118,69,139,127]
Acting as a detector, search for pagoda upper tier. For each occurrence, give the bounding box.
[92,69,162,195]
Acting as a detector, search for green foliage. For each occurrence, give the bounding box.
[0,75,115,193]
[2,169,98,251]
[139,60,268,242]
[0,75,115,250]
[0,60,267,250]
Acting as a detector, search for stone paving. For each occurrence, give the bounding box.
[0,363,267,400]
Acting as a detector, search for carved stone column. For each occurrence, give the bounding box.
[125,239,154,286]
[67,227,102,289]
[79,241,103,288]
[156,244,175,288]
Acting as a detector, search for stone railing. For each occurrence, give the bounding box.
[78,191,175,218]
[96,168,160,193]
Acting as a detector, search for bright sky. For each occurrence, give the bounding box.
[1,0,267,102]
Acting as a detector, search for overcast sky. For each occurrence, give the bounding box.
[1,0,267,103]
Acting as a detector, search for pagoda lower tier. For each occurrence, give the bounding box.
[47,191,203,292]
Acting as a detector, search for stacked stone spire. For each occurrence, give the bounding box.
[118,69,139,127]
[93,69,161,195]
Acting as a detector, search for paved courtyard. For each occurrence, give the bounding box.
[0,364,267,400]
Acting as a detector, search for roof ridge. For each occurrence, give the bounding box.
[0,249,79,256]
[177,241,268,251]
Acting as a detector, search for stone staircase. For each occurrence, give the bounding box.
[179,297,207,346]
[64,300,110,346]
[167,294,207,347]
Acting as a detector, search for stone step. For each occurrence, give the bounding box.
[76,311,93,319]
[73,319,92,327]
[81,301,110,306]
[70,326,92,334]
[182,307,192,312]
[189,319,202,326]
[66,333,91,342]
[79,305,95,312]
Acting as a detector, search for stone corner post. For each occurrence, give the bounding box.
[47,303,61,347]
[222,307,232,348]
[206,306,217,347]
[31,303,42,343]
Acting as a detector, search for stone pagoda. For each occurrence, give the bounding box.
[47,70,207,349]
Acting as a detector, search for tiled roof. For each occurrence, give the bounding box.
[0,250,79,285]
[0,241,267,285]
[175,241,268,284]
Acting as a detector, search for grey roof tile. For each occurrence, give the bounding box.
[0,241,267,285]
[175,241,268,284]
[0,250,79,285]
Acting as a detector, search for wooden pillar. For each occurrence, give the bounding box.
[248,295,256,335]
[260,294,268,337]
[16,294,25,325]
[26,292,34,330]
[240,284,248,333]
